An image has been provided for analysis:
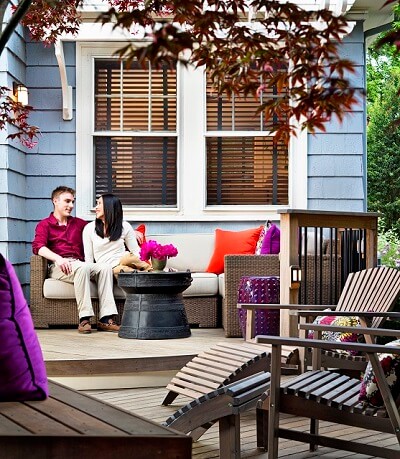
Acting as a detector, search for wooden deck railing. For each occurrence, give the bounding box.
[278,209,379,336]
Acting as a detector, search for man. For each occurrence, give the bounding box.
[32,186,120,334]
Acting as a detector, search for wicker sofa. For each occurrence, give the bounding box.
[29,233,222,330]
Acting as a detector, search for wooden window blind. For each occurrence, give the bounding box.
[94,59,177,206]
[206,74,288,205]
[95,136,177,206]
[206,136,288,205]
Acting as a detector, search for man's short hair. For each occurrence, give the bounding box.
[51,186,76,201]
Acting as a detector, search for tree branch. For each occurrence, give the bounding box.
[0,0,32,56]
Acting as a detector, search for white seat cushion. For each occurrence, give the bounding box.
[182,272,219,297]
[44,273,219,299]
[43,278,125,299]
[218,273,225,298]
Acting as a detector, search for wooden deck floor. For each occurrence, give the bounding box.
[37,328,399,458]
[84,386,399,459]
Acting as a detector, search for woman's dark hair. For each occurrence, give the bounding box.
[95,193,123,241]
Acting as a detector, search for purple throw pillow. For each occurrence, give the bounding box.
[0,254,48,401]
[260,224,280,254]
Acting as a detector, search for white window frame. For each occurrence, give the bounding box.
[76,41,307,222]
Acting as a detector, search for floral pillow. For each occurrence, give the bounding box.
[308,314,362,355]
[359,339,400,408]
[255,223,268,255]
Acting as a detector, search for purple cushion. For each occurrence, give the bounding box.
[260,224,280,254]
[0,254,48,401]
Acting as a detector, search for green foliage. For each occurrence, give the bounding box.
[378,226,400,268]
[367,39,400,236]
[367,42,400,109]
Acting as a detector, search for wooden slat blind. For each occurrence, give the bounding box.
[206,74,289,205]
[95,136,177,206]
[206,136,288,205]
[94,59,177,205]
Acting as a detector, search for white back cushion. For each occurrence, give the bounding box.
[147,234,215,272]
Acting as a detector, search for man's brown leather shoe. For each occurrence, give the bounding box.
[97,319,120,332]
[78,319,92,334]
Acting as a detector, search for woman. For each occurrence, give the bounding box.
[83,193,151,275]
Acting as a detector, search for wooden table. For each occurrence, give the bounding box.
[0,380,192,459]
[117,271,192,339]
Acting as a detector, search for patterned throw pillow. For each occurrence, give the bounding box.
[255,223,268,255]
[308,314,362,355]
[359,339,400,408]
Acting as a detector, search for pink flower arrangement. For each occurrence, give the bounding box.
[139,240,178,261]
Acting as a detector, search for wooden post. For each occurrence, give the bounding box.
[365,226,378,269]
[279,212,300,337]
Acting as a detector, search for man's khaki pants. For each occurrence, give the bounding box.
[49,260,117,320]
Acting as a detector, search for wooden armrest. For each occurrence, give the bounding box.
[299,323,400,337]
[297,310,400,318]
[255,335,400,355]
[238,303,335,311]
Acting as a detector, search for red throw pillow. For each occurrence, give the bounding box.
[135,224,147,246]
[206,226,263,275]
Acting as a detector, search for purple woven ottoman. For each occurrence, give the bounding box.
[237,276,280,339]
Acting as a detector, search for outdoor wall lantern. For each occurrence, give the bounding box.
[13,82,29,106]
[290,265,302,288]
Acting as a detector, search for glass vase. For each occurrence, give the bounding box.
[151,257,167,271]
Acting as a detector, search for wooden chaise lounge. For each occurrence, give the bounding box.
[0,380,191,459]
[165,372,271,459]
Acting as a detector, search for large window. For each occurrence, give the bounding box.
[76,42,306,221]
[94,59,177,206]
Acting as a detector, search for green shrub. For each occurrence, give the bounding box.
[378,229,400,268]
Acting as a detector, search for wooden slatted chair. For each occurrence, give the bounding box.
[255,335,400,459]
[241,266,400,373]
[297,265,400,371]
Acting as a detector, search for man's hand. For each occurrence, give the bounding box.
[55,256,73,275]
[38,246,74,275]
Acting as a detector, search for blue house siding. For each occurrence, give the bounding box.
[307,21,366,212]
[23,40,77,295]
[0,19,31,290]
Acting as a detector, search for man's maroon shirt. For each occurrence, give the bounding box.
[32,213,87,261]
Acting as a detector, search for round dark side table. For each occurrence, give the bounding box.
[117,271,192,339]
